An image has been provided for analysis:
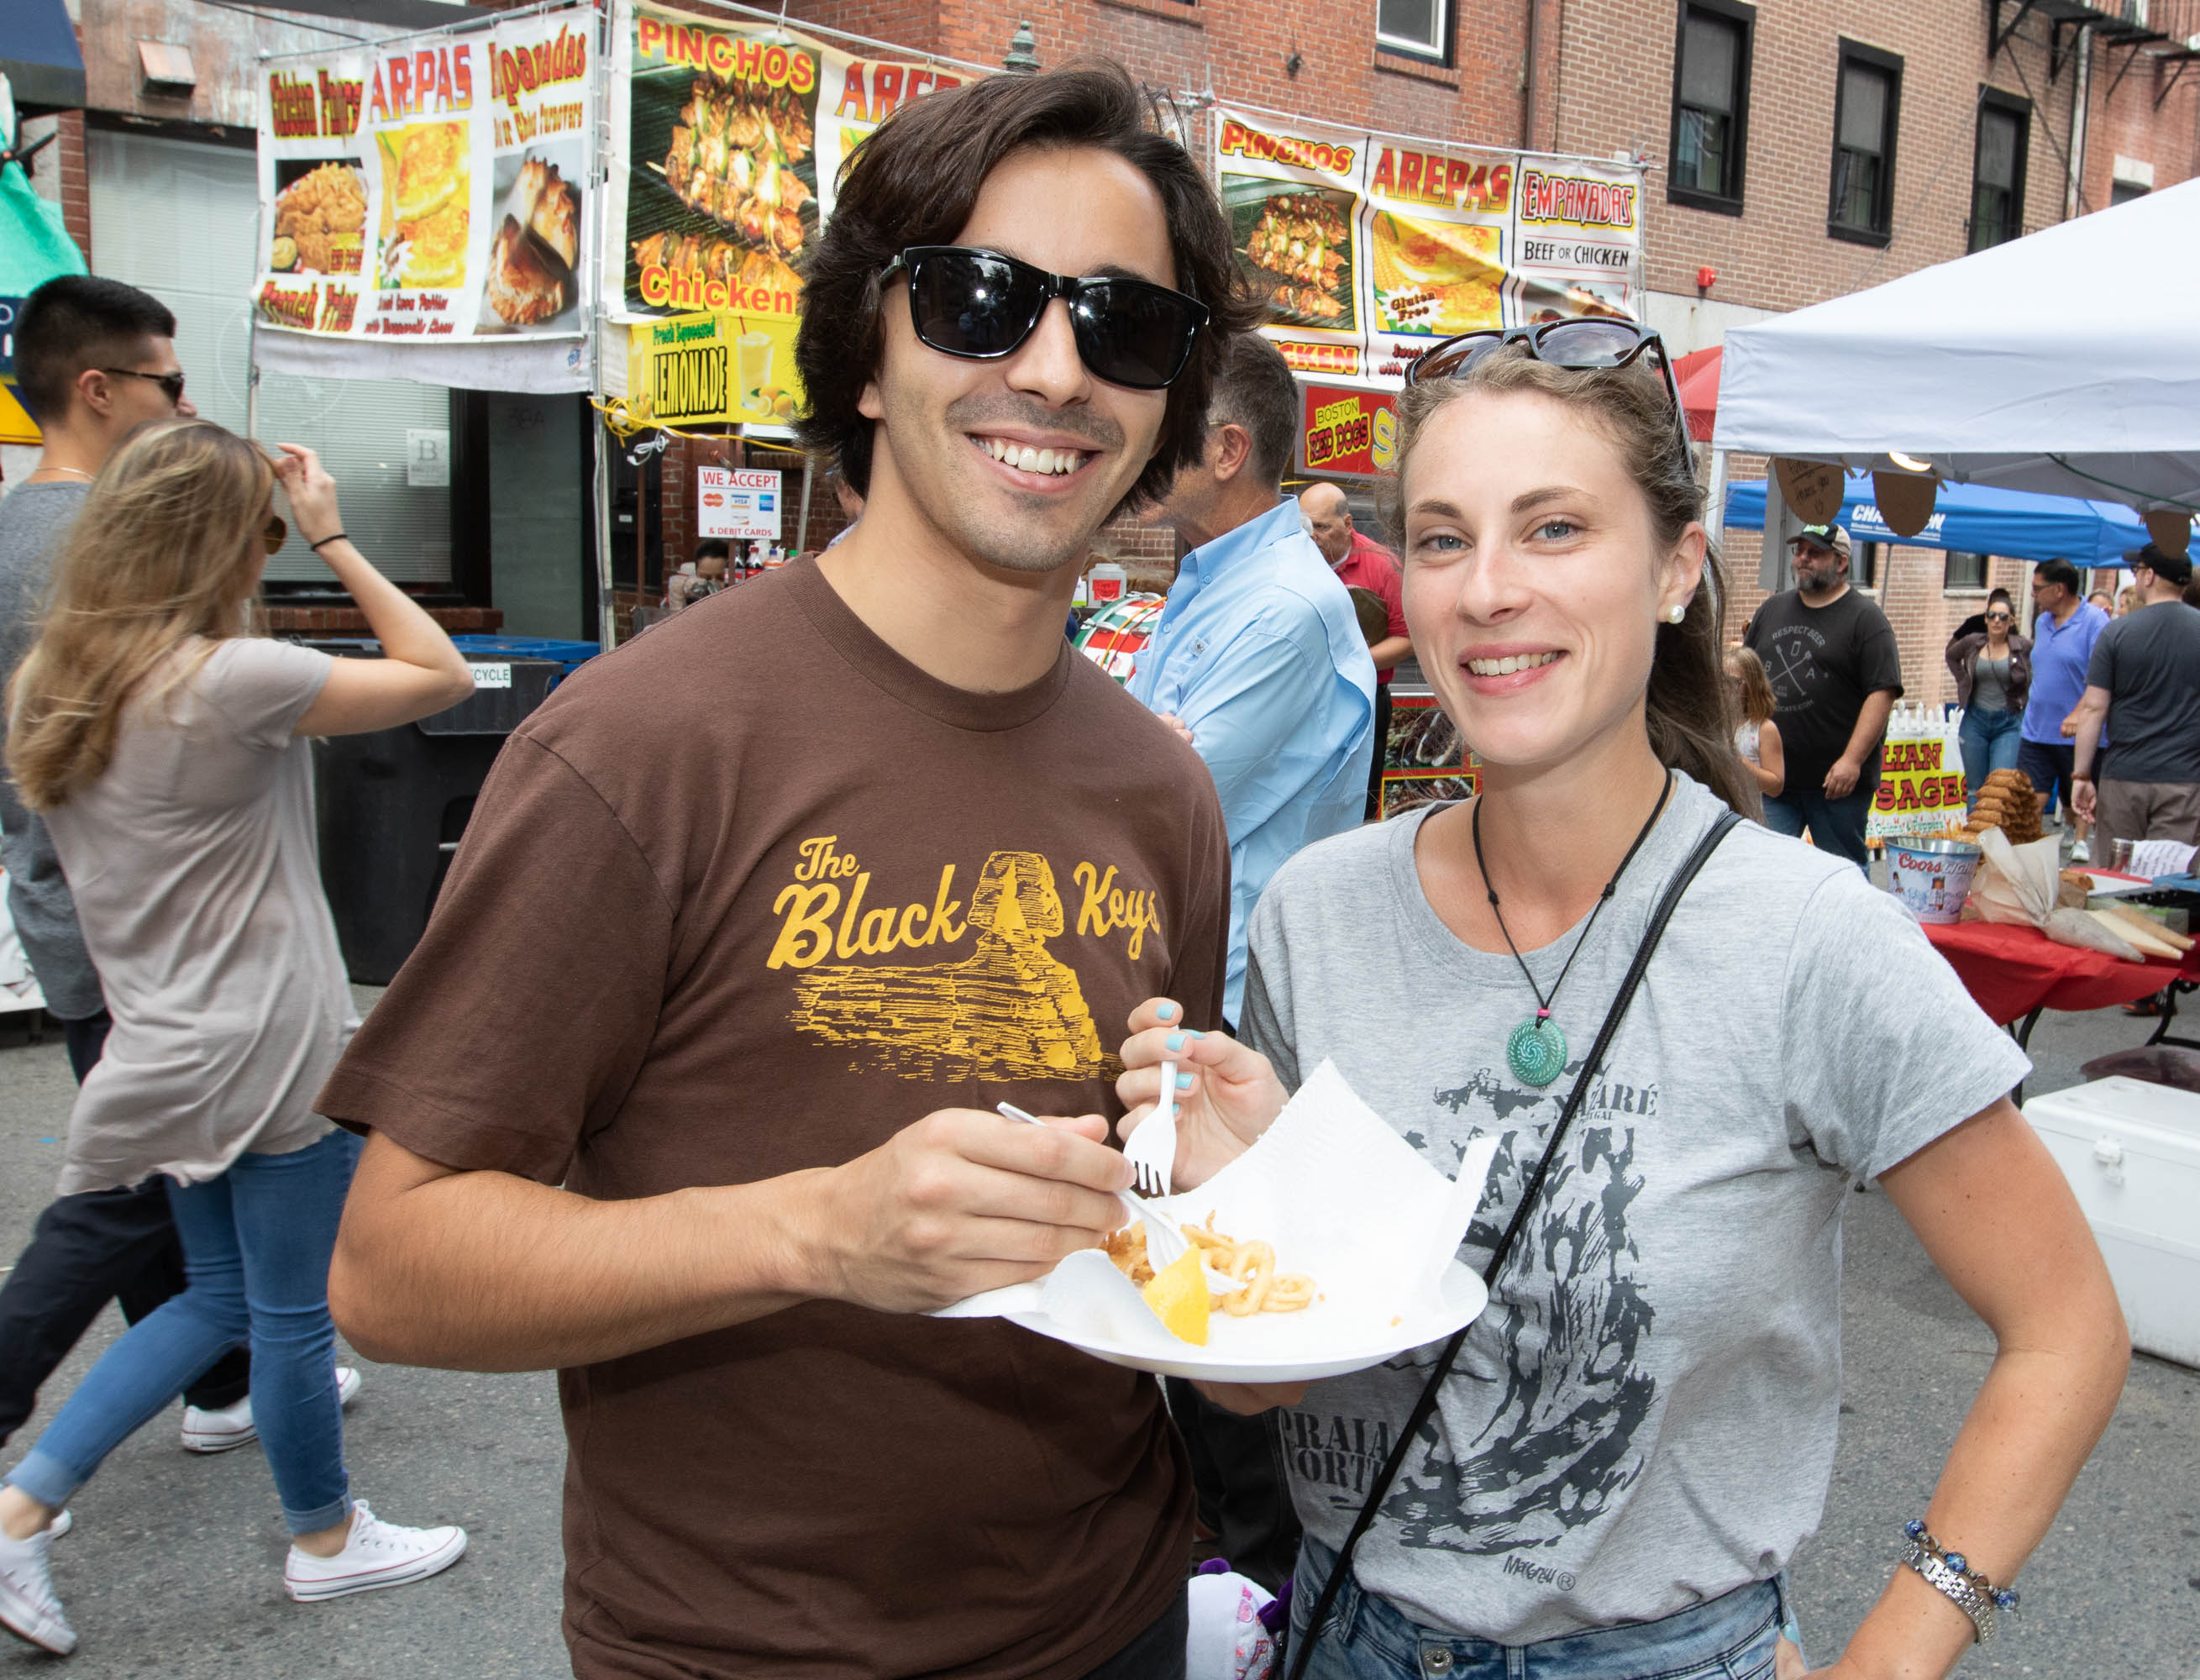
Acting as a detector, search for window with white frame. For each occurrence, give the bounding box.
[1378,0,1448,60]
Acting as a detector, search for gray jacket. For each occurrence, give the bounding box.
[0,480,105,1019]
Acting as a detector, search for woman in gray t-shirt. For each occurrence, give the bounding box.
[0,422,481,1655]
[1116,341,2126,1680]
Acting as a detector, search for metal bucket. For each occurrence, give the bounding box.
[1886,837,1983,925]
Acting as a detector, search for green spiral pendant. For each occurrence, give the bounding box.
[1506,1015,1567,1087]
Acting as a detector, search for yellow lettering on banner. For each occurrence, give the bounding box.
[768,883,840,969]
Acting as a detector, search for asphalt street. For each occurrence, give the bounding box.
[2,980,2197,1677]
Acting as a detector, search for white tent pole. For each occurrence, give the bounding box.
[1704,447,1728,549]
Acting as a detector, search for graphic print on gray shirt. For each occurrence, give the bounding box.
[0,480,102,1018]
[1240,774,2029,1644]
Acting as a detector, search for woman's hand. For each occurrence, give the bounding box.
[1114,999,1288,1190]
[273,443,342,544]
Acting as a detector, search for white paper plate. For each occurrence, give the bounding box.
[1005,1257,1489,1383]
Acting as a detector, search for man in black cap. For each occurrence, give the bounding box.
[2071,542,2200,856]
[1743,521,1902,867]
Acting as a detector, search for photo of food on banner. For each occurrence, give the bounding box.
[378,118,472,292]
[270,160,368,279]
[1226,174,1357,335]
[1363,143,1510,344]
[623,16,818,319]
[479,146,584,331]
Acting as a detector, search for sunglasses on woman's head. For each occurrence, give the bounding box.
[1406,319,1691,459]
[879,246,1209,391]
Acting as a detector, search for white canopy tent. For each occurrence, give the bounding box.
[1713,178,2200,529]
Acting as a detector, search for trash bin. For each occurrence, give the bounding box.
[448,633,599,685]
[307,645,564,985]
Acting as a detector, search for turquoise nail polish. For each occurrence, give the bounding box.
[1166,1032,1185,1052]
[1157,1001,1178,1021]
[1190,1030,1206,1039]
[1175,1072,1194,1090]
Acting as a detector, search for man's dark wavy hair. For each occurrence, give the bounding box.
[795,60,1258,508]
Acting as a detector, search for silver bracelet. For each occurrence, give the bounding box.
[1901,1520,2019,1645]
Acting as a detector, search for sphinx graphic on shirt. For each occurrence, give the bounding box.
[1287,1057,1660,1567]
[764,833,1162,1082]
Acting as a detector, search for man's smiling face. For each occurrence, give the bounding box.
[857,144,1176,576]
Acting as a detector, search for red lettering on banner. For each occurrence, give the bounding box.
[873,64,903,116]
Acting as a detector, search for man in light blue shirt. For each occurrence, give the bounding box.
[1125,332,1373,1599]
[1128,336,1374,1031]
[2018,558,2109,834]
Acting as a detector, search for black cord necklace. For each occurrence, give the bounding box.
[1471,772,1675,1087]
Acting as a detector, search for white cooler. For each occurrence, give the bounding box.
[2024,1076,2200,1368]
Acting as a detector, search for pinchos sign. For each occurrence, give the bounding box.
[605,3,986,324]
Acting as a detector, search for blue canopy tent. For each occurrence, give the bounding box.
[1723,472,2149,565]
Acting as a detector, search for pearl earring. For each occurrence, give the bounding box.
[1665,604,1687,624]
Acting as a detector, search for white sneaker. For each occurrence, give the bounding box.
[181,1365,362,1453]
[283,1499,466,1603]
[2071,838,2092,862]
[0,1524,76,1655]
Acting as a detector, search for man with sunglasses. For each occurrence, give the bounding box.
[321,66,1253,1680]
[1743,522,1903,868]
[0,276,267,1460]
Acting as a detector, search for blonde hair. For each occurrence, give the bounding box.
[1724,644,1777,725]
[7,419,275,809]
[1378,344,1758,816]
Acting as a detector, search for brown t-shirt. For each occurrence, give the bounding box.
[318,556,1226,1680]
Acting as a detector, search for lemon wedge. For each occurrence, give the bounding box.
[1141,1247,1210,1347]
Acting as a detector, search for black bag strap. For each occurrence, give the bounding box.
[1282,808,1741,1678]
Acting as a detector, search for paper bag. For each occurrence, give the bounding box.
[1970,828,2061,927]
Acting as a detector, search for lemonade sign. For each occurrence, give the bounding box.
[625,307,801,427]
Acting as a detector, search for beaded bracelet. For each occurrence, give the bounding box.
[1902,1520,2019,1644]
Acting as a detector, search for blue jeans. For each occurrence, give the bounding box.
[1760,783,1877,870]
[1958,706,2024,806]
[1289,1536,1798,1680]
[6,1129,360,1535]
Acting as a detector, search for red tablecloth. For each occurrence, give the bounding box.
[1922,918,2198,1025]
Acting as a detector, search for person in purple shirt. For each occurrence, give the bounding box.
[2017,559,2109,845]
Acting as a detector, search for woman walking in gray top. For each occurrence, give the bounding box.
[1110,334,2125,1680]
[1944,591,2032,811]
[0,421,478,1654]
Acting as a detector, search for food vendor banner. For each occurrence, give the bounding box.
[1213,107,1643,391]
[1299,384,1397,478]
[603,0,988,419]
[252,8,597,389]
[1868,714,1969,841]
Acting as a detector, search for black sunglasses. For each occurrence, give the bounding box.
[880,246,1209,391]
[1406,320,1688,455]
[102,367,187,406]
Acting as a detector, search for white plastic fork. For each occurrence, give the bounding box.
[1121,1059,1178,1199]
[996,1103,1190,1269]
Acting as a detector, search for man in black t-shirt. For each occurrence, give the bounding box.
[1743,522,1903,867]
[2071,543,2200,855]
